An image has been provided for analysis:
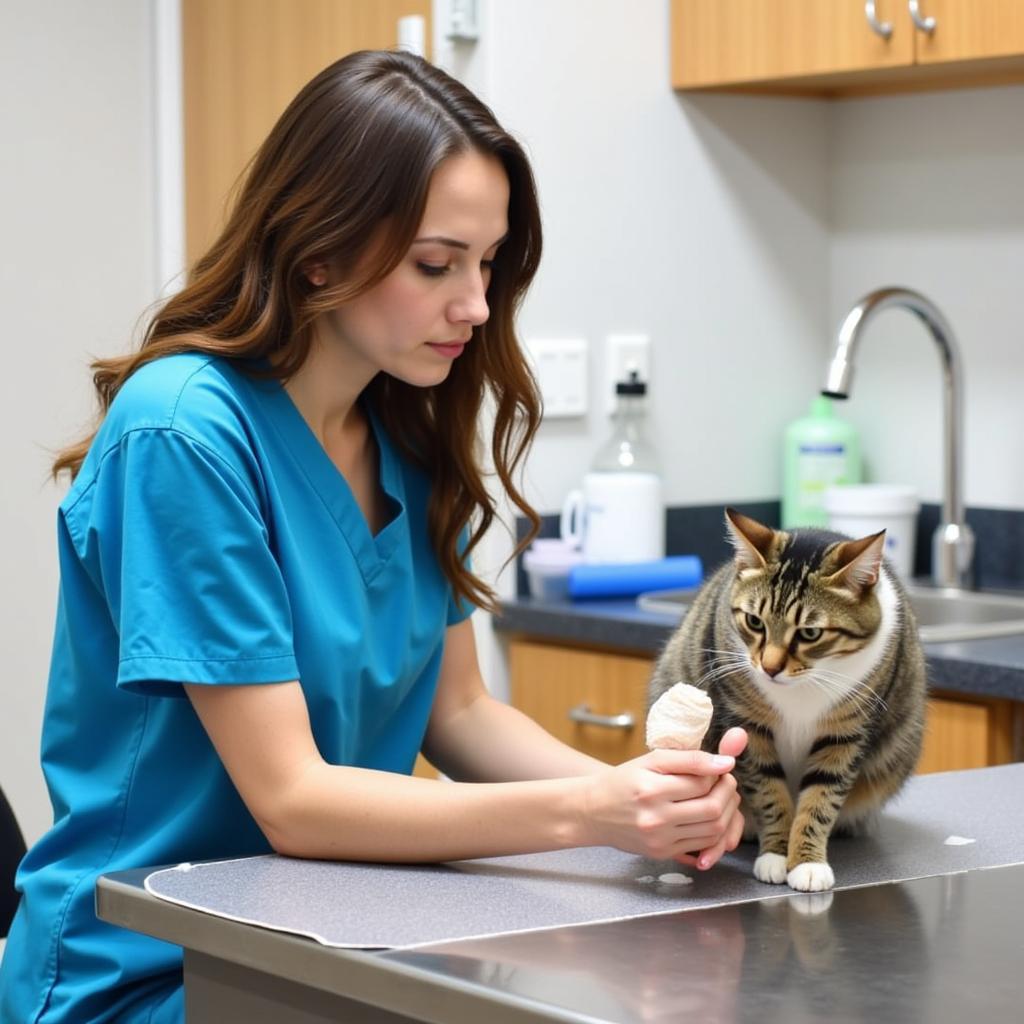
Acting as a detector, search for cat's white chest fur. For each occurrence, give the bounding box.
[752,570,899,797]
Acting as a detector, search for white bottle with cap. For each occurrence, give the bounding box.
[560,371,665,564]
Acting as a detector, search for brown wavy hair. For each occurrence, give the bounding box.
[52,49,542,612]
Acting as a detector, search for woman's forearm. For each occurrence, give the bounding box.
[266,764,590,862]
[422,690,607,783]
[185,679,744,867]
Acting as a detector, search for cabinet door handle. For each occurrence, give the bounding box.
[908,0,936,33]
[864,2,893,40]
[568,704,636,730]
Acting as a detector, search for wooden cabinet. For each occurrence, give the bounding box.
[412,754,439,779]
[671,1,914,90]
[671,0,1024,97]
[509,640,653,765]
[507,637,1019,774]
[917,691,1015,773]
[182,0,432,264]
[915,1,1024,64]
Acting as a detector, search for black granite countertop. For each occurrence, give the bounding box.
[494,596,1024,702]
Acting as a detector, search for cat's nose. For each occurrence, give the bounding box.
[762,646,788,677]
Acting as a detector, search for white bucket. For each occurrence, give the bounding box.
[823,484,920,579]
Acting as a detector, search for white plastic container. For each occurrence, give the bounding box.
[823,484,920,579]
[522,538,583,601]
[560,471,664,565]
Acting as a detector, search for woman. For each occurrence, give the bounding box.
[0,50,746,1022]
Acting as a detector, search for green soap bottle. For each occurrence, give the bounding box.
[781,396,862,529]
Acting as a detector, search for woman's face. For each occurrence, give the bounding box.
[316,149,510,387]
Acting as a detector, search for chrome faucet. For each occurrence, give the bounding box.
[823,287,974,589]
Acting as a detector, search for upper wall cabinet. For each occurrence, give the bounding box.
[182,0,431,265]
[670,0,1024,97]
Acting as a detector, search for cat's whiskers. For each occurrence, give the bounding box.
[813,665,889,712]
[807,667,889,714]
[804,674,884,721]
[805,669,871,708]
[695,660,750,687]
[695,647,752,687]
[695,646,748,662]
[801,671,847,705]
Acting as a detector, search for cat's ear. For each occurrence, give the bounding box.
[825,530,886,597]
[724,507,776,573]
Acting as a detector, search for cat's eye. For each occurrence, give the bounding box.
[745,613,764,632]
[797,626,823,643]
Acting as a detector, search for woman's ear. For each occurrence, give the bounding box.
[301,260,330,287]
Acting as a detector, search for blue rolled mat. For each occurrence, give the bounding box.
[567,555,703,599]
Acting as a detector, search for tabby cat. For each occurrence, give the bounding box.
[648,507,926,892]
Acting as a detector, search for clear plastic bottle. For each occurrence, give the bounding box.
[562,371,665,563]
[592,370,661,476]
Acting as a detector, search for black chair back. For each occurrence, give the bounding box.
[1,786,26,937]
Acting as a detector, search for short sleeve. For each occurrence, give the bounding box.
[62,427,299,697]
[446,592,475,626]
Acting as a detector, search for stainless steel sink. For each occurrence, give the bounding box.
[636,585,1024,644]
[903,586,1024,642]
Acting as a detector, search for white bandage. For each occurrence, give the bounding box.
[646,682,714,751]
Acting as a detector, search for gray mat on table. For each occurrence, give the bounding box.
[144,764,1024,949]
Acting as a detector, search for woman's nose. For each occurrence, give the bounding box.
[449,272,490,327]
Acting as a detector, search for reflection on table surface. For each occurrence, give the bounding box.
[385,864,1024,1024]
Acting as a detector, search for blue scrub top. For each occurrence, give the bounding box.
[0,354,471,1023]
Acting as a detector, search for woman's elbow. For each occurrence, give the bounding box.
[248,786,317,858]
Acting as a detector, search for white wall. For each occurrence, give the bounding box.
[477,1,832,514]
[450,5,1024,533]
[1,2,158,843]
[433,0,831,698]
[829,86,1024,509]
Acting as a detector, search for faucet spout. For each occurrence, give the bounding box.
[822,287,974,589]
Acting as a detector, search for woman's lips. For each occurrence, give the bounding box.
[426,341,468,358]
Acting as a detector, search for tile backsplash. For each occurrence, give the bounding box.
[515,502,1024,597]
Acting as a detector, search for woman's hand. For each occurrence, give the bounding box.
[577,727,748,870]
[678,726,748,869]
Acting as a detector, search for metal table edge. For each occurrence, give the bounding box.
[95,872,602,1024]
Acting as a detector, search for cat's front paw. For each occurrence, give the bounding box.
[786,862,835,892]
[753,852,788,884]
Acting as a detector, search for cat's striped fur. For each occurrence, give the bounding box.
[648,508,926,891]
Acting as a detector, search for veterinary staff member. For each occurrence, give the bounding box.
[0,50,746,1022]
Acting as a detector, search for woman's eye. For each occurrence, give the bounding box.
[416,262,449,277]
[745,613,764,632]
[797,627,823,643]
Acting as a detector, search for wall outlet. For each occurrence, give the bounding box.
[605,334,651,413]
[524,337,588,418]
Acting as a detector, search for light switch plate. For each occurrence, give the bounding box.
[524,338,588,418]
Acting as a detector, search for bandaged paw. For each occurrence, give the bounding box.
[646,682,714,751]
